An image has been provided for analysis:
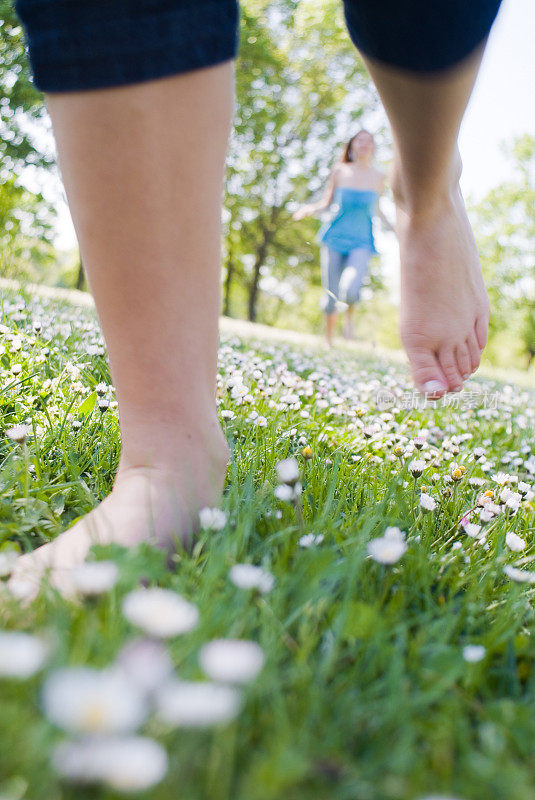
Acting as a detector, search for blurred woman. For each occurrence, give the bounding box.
[294,130,393,347]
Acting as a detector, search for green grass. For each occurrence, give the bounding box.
[1,285,535,800]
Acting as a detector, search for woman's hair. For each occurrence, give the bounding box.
[340,129,375,163]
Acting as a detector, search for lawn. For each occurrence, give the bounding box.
[1,285,535,800]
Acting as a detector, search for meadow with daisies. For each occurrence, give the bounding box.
[1,287,535,800]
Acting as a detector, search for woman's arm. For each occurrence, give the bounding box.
[377,204,395,232]
[292,165,338,221]
[375,173,396,232]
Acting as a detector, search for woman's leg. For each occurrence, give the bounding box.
[362,52,489,395]
[339,247,370,304]
[9,63,235,599]
[339,247,370,339]
[342,0,502,395]
[325,312,338,348]
[320,246,344,347]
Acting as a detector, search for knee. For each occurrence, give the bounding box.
[339,267,361,305]
[344,288,360,306]
[321,292,337,315]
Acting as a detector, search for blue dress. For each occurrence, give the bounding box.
[318,187,378,255]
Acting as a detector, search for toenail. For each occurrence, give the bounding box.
[423,380,446,395]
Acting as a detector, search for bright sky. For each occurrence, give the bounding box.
[47,0,534,251]
[459,0,535,200]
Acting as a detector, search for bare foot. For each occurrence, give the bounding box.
[342,317,355,341]
[395,169,490,396]
[8,433,229,602]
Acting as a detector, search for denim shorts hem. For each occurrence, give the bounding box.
[15,0,240,93]
[342,0,502,73]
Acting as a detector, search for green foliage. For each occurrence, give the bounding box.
[1,1,60,281]
[0,0,53,173]
[471,134,535,368]
[0,176,57,281]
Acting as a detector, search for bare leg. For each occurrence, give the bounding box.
[343,306,355,340]
[362,47,490,395]
[325,312,337,348]
[9,63,233,600]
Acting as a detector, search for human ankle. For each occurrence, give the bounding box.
[118,414,229,476]
[392,150,463,218]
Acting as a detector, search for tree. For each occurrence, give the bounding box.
[223,0,381,323]
[0,175,56,279]
[0,1,54,175]
[1,1,59,280]
[471,135,535,365]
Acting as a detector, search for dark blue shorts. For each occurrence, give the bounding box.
[15,0,503,94]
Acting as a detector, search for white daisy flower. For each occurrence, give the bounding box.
[229,564,274,594]
[274,483,302,501]
[198,507,227,531]
[122,588,199,639]
[499,487,513,503]
[417,795,465,800]
[479,508,495,524]
[384,526,405,540]
[505,493,522,512]
[52,736,168,792]
[42,668,148,734]
[52,737,104,784]
[462,522,482,539]
[420,494,437,512]
[155,680,241,727]
[276,457,299,486]
[72,561,119,597]
[505,531,527,552]
[116,638,174,696]
[408,459,426,477]
[199,639,265,684]
[0,631,49,679]
[367,531,407,565]
[462,644,486,663]
[5,424,29,443]
[504,564,535,584]
[492,472,512,485]
[299,533,324,548]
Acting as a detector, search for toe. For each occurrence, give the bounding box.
[7,573,40,604]
[49,567,80,601]
[438,346,464,392]
[405,345,448,396]
[466,332,481,373]
[455,342,472,380]
[7,542,55,601]
[475,314,489,350]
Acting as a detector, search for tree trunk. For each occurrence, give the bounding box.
[75,254,85,290]
[248,245,266,323]
[247,206,280,323]
[223,246,234,317]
